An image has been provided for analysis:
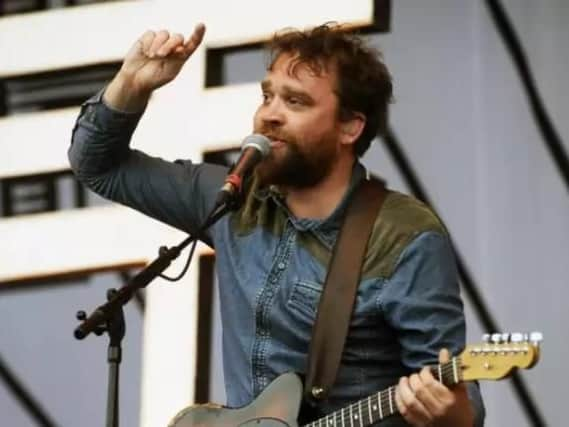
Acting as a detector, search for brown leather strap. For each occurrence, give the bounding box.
[304,177,387,403]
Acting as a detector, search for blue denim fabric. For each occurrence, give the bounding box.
[69,91,484,426]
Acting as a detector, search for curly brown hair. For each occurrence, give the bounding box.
[266,23,393,157]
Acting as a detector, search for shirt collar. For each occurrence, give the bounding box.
[255,161,369,249]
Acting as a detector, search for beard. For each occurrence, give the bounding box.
[254,129,339,189]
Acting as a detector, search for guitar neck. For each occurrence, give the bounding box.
[303,357,462,427]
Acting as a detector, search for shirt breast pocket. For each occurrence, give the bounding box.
[287,280,323,322]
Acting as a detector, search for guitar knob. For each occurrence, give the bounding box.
[501,333,510,343]
[510,332,524,343]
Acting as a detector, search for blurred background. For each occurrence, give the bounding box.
[1,0,567,426]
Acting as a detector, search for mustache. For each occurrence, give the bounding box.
[256,127,295,143]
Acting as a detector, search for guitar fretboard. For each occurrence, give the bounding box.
[302,357,462,427]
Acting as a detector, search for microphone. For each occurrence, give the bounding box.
[215,134,271,208]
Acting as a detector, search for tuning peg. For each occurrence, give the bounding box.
[510,332,524,343]
[529,332,543,345]
[501,333,510,343]
[482,333,491,343]
[491,333,503,344]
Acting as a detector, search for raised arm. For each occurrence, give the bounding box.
[68,24,227,243]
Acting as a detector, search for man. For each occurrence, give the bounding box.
[69,23,484,426]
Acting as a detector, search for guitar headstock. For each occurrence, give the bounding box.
[459,332,542,381]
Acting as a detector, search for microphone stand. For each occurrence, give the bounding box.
[74,200,234,427]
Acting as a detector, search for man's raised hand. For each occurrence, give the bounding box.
[104,23,206,111]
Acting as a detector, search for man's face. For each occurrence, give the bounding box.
[253,52,343,188]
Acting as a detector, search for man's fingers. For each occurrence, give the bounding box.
[395,363,459,426]
[438,348,451,364]
[417,367,454,417]
[396,377,432,426]
[419,366,450,400]
[148,30,170,57]
[156,33,185,57]
[411,371,440,414]
[132,24,205,60]
[182,23,206,57]
[131,30,155,58]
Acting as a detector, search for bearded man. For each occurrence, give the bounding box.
[69,23,484,427]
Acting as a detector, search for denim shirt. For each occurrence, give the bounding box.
[69,91,484,426]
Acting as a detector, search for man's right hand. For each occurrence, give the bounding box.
[103,23,206,112]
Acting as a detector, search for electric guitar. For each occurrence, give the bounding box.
[168,332,542,427]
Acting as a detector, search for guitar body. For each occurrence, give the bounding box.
[169,372,303,427]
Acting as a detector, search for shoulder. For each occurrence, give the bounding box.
[362,190,449,279]
[379,191,446,235]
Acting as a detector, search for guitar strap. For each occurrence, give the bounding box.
[303,175,387,405]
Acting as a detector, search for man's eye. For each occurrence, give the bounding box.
[261,93,272,103]
[287,97,303,105]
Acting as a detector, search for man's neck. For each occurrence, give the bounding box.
[283,156,356,220]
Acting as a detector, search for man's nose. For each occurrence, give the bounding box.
[259,98,286,126]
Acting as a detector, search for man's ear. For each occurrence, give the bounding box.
[340,112,366,146]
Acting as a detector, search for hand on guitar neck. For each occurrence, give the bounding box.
[394,348,472,427]
[394,332,542,427]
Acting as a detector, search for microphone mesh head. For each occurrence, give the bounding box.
[242,134,271,157]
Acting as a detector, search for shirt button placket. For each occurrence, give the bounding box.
[252,225,295,396]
